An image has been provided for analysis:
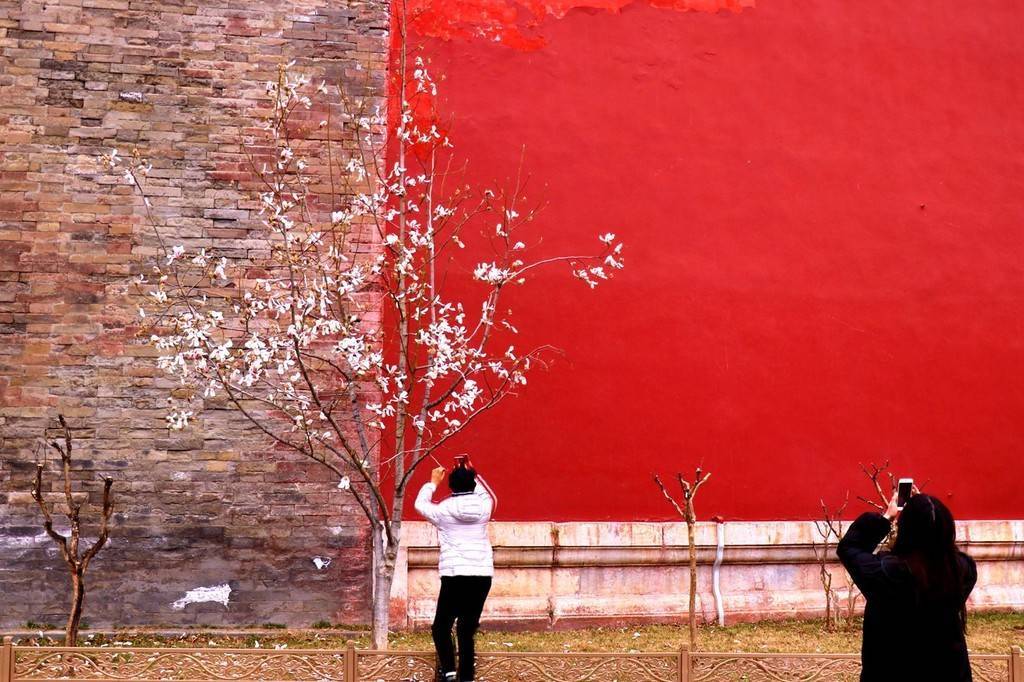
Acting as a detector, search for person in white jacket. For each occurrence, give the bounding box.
[414,458,496,682]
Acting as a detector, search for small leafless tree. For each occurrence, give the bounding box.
[812,493,860,631]
[654,467,711,647]
[31,415,114,646]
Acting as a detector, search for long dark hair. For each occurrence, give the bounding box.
[891,494,968,630]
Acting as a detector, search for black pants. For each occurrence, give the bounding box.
[431,575,492,681]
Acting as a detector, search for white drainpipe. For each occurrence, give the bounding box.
[712,520,726,626]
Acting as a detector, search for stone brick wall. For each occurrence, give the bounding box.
[0,0,388,628]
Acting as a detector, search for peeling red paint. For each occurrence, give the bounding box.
[404,0,754,50]
[391,0,754,155]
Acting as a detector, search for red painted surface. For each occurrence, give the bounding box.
[400,0,1024,521]
[405,0,753,50]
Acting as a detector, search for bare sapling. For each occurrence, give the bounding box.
[654,467,711,647]
[30,414,115,646]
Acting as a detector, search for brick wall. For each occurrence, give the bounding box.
[0,0,388,627]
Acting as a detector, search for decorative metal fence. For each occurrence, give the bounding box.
[2,637,1022,682]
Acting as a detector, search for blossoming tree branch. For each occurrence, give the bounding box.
[108,47,624,647]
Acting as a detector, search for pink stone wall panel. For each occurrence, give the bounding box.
[399,521,1024,628]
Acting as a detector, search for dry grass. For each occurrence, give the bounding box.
[402,612,1024,654]
[16,612,1023,654]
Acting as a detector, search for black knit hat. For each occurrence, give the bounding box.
[448,465,477,494]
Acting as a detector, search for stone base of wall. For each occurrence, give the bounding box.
[392,520,1024,629]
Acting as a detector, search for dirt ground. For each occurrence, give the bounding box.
[12,613,1023,654]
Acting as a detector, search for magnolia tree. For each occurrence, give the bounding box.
[109,50,624,647]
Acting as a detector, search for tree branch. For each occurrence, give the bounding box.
[32,463,70,564]
[653,474,686,519]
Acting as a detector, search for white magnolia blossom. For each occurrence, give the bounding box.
[166,409,193,431]
[166,245,185,264]
[473,262,511,285]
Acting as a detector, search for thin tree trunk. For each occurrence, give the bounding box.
[823,568,833,631]
[686,516,697,647]
[66,571,84,646]
[371,533,399,650]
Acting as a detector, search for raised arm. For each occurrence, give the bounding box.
[475,474,497,517]
[414,467,448,526]
[836,492,908,598]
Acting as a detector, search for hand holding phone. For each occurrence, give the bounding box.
[897,478,914,509]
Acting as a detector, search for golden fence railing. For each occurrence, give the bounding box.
[2,636,1021,682]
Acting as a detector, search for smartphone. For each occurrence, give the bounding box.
[897,478,913,509]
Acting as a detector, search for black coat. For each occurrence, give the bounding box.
[837,512,977,682]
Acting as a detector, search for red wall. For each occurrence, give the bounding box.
[404,0,1024,521]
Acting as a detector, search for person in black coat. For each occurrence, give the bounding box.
[837,491,977,682]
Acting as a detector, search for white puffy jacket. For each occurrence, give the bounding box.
[414,477,496,577]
